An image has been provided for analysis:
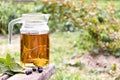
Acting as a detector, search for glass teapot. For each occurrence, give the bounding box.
[8,13,50,67]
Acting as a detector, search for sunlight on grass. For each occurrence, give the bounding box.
[49,32,114,80]
[0,40,7,45]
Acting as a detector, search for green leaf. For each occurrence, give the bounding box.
[0,53,24,75]
[9,63,24,73]
[0,58,6,63]
[100,33,111,42]
[0,63,9,74]
[5,70,15,76]
[6,54,24,73]
[112,64,117,71]
[6,53,14,62]
[5,53,15,66]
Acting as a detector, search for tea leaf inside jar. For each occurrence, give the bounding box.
[33,58,48,66]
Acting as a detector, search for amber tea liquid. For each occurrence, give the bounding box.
[20,33,49,66]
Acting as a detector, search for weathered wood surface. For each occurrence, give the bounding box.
[0,74,9,80]
[0,64,55,80]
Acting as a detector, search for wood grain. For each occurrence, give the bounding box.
[0,64,55,80]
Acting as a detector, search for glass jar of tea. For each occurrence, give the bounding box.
[8,13,50,67]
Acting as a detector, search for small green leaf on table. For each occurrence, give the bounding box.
[0,53,24,75]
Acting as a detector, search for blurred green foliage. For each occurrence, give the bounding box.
[36,0,120,56]
[34,0,76,32]
[72,1,120,56]
[0,1,34,34]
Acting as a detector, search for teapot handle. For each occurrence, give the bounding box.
[8,18,22,44]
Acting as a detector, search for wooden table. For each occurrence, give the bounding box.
[0,64,55,80]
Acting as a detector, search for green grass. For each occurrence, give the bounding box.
[49,32,113,80]
[50,32,80,66]
[0,39,7,45]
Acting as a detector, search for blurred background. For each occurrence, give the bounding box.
[1,0,120,80]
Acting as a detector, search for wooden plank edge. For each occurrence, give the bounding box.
[7,64,55,80]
